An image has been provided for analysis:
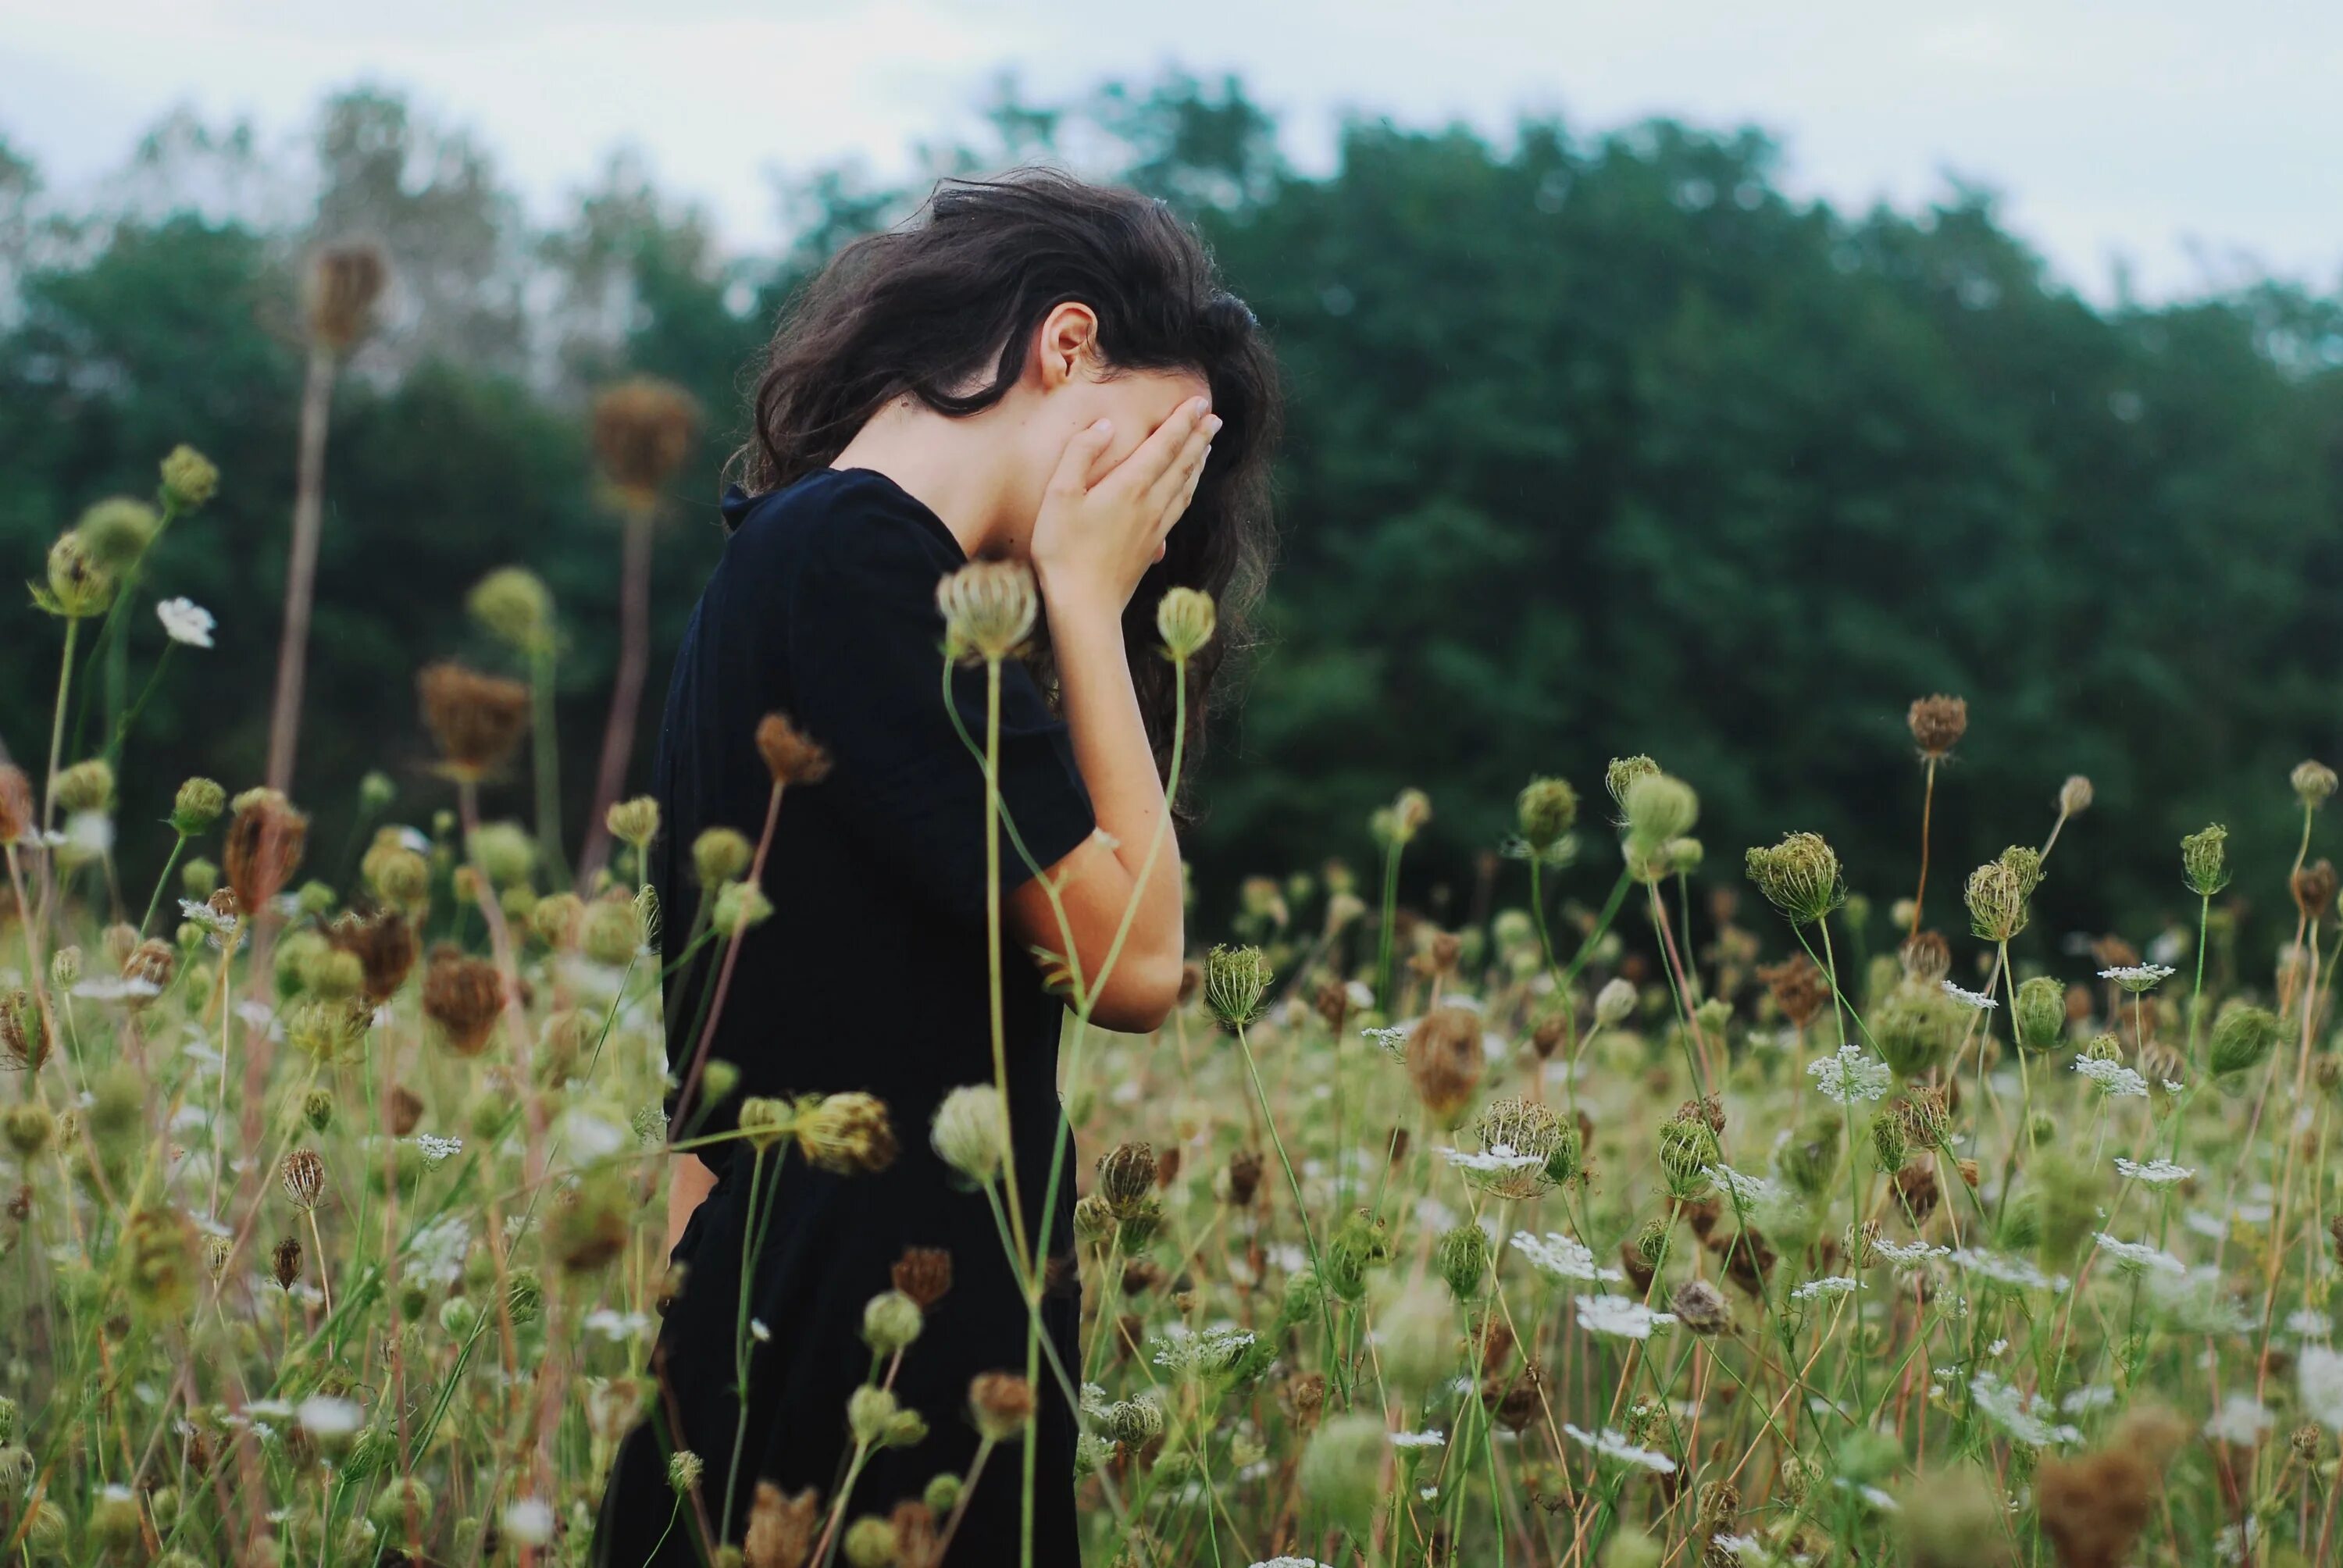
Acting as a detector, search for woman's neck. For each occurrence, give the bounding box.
[829,397,1036,561]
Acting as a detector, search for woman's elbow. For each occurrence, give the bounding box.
[1087,952,1186,1033]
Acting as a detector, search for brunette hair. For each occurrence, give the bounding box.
[734,167,1282,803]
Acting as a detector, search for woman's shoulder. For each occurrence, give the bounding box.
[719,468,965,591]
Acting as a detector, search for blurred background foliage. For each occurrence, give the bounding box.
[3,73,2340,959]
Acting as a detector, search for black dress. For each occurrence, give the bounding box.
[594,467,1097,1566]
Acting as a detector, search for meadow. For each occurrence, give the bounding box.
[5,262,2343,1568]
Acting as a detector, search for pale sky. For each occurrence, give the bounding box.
[5,0,2339,301]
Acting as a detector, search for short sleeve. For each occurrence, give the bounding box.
[786,494,1096,926]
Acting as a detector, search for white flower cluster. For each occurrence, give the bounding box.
[1871,1238,1951,1265]
[1941,980,1999,1010]
[2301,1344,2343,1432]
[2092,1233,2187,1276]
[1704,1164,1782,1206]
[1951,1247,2069,1294]
[1561,1423,1676,1473]
[2072,1057,2149,1097]
[1149,1325,1255,1377]
[1512,1231,1622,1284]
[1790,1276,1862,1302]
[1574,1293,1677,1340]
[1439,1144,1543,1174]
[1969,1370,2081,1447]
[2203,1394,2273,1446]
[1806,1042,1893,1104]
[2113,1156,2194,1185]
[2097,962,2177,990]
[411,1134,464,1167]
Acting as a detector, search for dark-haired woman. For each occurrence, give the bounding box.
[594,169,1279,1565]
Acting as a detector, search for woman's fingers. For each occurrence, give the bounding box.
[1049,418,1119,500]
[1109,397,1210,500]
[1142,417,1216,521]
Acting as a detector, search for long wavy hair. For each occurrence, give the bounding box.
[733,167,1282,807]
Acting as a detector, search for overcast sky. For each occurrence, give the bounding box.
[4,0,2338,302]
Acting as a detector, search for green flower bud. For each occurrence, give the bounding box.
[1622,774,1698,856]
[302,1088,335,1132]
[2182,825,2231,897]
[580,894,643,966]
[843,1515,898,1567]
[505,1267,544,1327]
[698,1059,740,1107]
[2013,975,2065,1052]
[2209,1001,2280,1077]
[1964,846,2042,943]
[1155,585,1216,661]
[438,1296,481,1339]
[172,777,226,836]
[1435,1223,1490,1299]
[1516,776,1580,852]
[181,857,219,900]
[693,827,753,886]
[862,1290,925,1356]
[159,444,220,510]
[53,757,114,814]
[608,796,662,851]
[1299,1413,1387,1531]
[2295,760,2338,811]
[465,821,537,889]
[1745,832,1847,925]
[1776,1110,1843,1200]
[713,880,772,935]
[39,530,116,617]
[467,567,555,652]
[736,1096,790,1153]
[76,497,160,567]
[358,770,397,814]
[930,1084,1007,1185]
[922,1473,962,1514]
[1204,943,1272,1029]
[847,1385,899,1447]
[1871,992,1956,1078]
[1604,756,1660,809]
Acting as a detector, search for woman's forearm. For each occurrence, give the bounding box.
[665,1152,717,1257]
[1026,590,1185,1019]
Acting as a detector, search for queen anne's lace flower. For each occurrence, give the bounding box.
[2300,1345,2343,1431]
[1873,1238,1951,1265]
[1941,981,1999,1010]
[2204,1394,2273,1446]
[1791,1276,1862,1301]
[2098,963,2177,992]
[1807,1042,1893,1104]
[1512,1231,1623,1283]
[1952,1247,2069,1293]
[1574,1293,1676,1339]
[155,596,216,649]
[1439,1145,1543,1174]
[1704,1164,1783,1205]
[1562,1424,1676,1472]
[2115,1156,2194,1185]
[1389,1430,1446,1449]
[1970,1371,2082,1446]
[2073,1057,2149,1097]
[2092,1233,2187,1275]
[1150,1325,1255,1377]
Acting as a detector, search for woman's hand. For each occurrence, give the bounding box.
[1030,397,1220,616]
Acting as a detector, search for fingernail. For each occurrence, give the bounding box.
[1204,415,1224,434]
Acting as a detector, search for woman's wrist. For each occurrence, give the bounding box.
[1036,572,1129,637]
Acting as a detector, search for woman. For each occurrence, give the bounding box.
[595,169,1279,1566]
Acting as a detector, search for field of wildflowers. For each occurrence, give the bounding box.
[6,252,2343,1568]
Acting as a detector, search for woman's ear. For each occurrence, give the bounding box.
[1033,301,1101,390]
